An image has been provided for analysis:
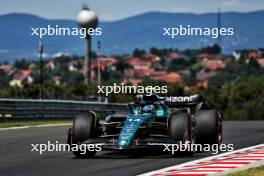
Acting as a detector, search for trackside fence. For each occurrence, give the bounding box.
[0,99,127,122]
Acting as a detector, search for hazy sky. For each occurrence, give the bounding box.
[1,0,264,21]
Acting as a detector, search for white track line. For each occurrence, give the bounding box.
[138,143,264,176]
[180,171,218,174]
[0,123,71,131]
[0,126,29,130]
[194,168,231,171]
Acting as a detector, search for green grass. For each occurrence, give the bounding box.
[227,165,264,176]
[0,120,72,128]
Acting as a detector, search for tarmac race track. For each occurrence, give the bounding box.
[0,121,264,176]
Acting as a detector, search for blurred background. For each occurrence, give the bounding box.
[0,0,263,120]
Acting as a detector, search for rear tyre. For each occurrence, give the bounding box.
[169,112,194,156]
[195,110,223,146]
[71,112,98,158]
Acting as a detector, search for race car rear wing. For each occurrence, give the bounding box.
[133,94,203,108]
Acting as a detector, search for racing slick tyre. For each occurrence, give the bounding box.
[72,112,99,158]
[169,112,194,156]
[195,110,223,146]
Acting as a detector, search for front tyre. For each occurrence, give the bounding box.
[169,112,194,156]
[71,112,99,158]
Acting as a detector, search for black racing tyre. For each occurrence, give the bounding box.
[170,112,189,142]
[72,112,98,158]
[195,110,223,146]
[169,112,194,156]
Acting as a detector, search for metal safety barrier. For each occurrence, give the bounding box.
[0,99,127,122]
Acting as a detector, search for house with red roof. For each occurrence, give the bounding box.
[134,68,155,78]
[0,64,16,76]
[126,57,151,69]
[45,61,56,70]
[184,81,208,93]
[142,54,161,63]
[97,57,118,71]
[166,51,179,59]
[248,51,260,59]
[257,58,264,67]
[203,60,225,71]
[10,69,33,87]
[198,53,219,61]
[124,57,153,79]
[154,72,181,84]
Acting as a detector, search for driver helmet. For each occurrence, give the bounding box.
[142,104,155,114]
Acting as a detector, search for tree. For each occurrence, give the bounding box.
[0,70,10,89]
[201,44,221,54]
[203,76,264,120]
[150,47,159,55]
[116,61,130,73]
[133,48,146,57]
[14,59,31,69]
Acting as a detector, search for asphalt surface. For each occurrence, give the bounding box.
[0,121,264,176]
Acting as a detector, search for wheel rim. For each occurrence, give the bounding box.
[216,118,222,145]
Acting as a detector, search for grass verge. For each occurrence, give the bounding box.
[0,120,72,128]
[227,165,264,176]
